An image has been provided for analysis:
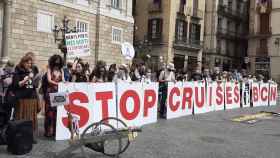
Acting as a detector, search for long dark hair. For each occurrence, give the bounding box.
[90,61,107,81]
[48,54,64,70]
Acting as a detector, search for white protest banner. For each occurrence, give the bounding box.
[225,82,240,110]
[213,82,225,111]
[141,82,159,126]
[181,82,194,116]
[269,83,278,106]
[252,82,260,107]
[206,82,215,110]
[194,81,214,114]
[56,83,116,140]
[241,82,250,108]
[166,82,185,119]
[259,83,269,106]
[117,81,144,127]
[65,32,90,58]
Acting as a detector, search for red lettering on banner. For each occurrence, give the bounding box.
[233,85,240,103]
[270,86,277,101]
[143,90,156,117]
[252,86,259,102]
[169,87,181,112]
[62,92,90,128]
[96,91,113,123]
[226,86,232,104]
[195,86,205,108]
[260,87,268,102]
[120,90,140,120]
[216,85,224,105]
[182,87,193,110]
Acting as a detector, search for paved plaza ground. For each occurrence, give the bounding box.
[0,106,280,158]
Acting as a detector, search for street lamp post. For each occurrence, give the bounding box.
[53,16,77,65]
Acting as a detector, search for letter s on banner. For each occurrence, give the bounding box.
[214,82,225,111]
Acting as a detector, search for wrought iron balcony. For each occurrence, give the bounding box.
[149,2,162,13]
[147,33,163,44]
[192,8,204,19]
[173,37,203,50]
[218,5,248,21]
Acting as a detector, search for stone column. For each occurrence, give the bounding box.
[1,0,12,64]
[197,49,203,73]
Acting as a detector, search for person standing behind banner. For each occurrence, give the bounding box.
[90,60,108,83]
[11,55,40,143]
[158,63,176,118]
[71,58,89,82]
[43,54,64,138]
[107,64,117,82]
[116,64,131,82]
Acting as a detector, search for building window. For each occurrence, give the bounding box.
[112,27,123,44]
[76,0,89,6]
[189,23,201,44]
[175,20,187,41]
[148,18,163,41]
[76,20,89,32]
[111,0,121,9]
[37,11,54,33]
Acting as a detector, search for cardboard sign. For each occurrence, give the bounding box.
[65,32,90,58]
[49,92,69,107]
[225,82,240,110]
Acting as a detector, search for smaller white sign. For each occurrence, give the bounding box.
[121,42,135,60]
[65,32,91,58]
[50,92,69,107]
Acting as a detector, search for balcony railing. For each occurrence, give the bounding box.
[192,8,204,19]
[173,38,203,50]
[149,2,162,13]
[249,28,272,38]
[218,5,248,20]
[147,33,163,44]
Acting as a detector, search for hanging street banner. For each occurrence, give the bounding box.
[65,32,91,58]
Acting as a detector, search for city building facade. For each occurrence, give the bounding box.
[134,0,205,72]
[204,0,249,71]
[0,0,134,68]
[248,0,280,82]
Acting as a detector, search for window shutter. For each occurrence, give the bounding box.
[157,18,163,34]
[196,24,201,41]
[148,19,153,40]
[183,21,188,41]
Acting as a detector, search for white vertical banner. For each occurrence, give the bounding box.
[259,83,269,106]
[193,81,214,114]
[225,82,240,110]
[241,82,251,108]
[206,82,216,111]
[252,82,260,107]
[212,82,225,111]
[166,82,184,119]
[181,81,194,116]
[56,83,97,140]
[141,82,159,126]
[269,83,278,106]
[117,81,144,127]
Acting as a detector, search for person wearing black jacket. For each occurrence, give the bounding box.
[11,55,40,143]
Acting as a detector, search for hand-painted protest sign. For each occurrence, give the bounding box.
[225,82,240,110]
[65,32,90,58]
[252,82,260,107]
[166,82,185,119]
[194,81,214,114]
[269,83,278,106]
[259,83,269,106]
[213,82,225,111]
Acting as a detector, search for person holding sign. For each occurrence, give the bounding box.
[11,55,40,143]
[71,58,89,82]
[43,55,65,138]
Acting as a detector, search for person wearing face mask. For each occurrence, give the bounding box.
[11,55,40,143]
[158,63,176,118]
[71,58,89,82]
